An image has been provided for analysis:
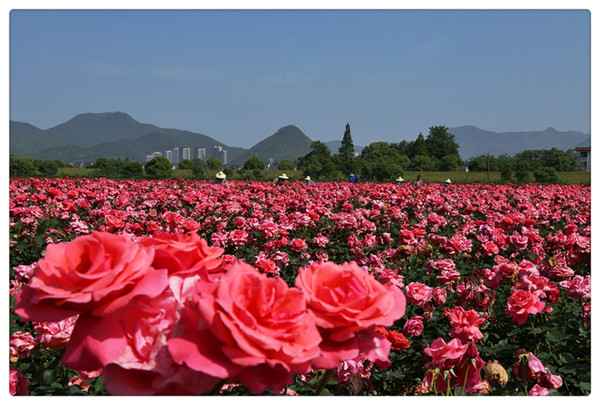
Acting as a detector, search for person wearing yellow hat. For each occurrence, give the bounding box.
[305,175,316,185]
[443,178,451,188]
[274,173,289,185]
[213,171,227,184]
[395,176,404,186]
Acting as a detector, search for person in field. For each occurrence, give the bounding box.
[413,175,423,188]
[274,173,289,185]
[443,179,451,188]
[396,176,404,186]
[213,171,227,184]
[305,176,316,185]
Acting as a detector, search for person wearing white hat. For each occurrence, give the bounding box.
[274,173,289,185]
[443,178,451,188]
[396,176,404,186]
[305,175,316,185]
[213,171,227,184]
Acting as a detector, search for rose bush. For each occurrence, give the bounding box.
[9,178,590,395]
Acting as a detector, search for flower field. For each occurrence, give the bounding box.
[9,177,591,396]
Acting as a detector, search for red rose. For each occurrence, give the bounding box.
[15,232,167,322]
[295,261,406,369]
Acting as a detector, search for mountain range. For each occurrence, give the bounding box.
[9,112,590,165]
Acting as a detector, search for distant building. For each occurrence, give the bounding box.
[172,147,180,165]
[575,146,591,172]
[145,151,163,162]
[165,150,173,163]
[182,147,191,161]
[212,145,227,165]
[197,148,206,160]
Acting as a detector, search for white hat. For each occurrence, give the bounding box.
[305,176,311,181]
[396,176,404,182]
[279,173,289,179]
[215,171,226,179]
[445,179,451,184]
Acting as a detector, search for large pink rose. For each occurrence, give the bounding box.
[295,261,406,369]
[505,289,546,325]
[405,282,434,307]
[168,262,322,394]
[139,232,224,277]
[15,232,168,322]
[446,306,485,343]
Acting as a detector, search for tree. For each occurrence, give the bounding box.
[425,126,461,166]
[336,123,356,175]
[144,156,173,178]
[95,157,115,177]
[244,156,265,171]
[9,154,36,177]
[534,167,559,183]
[298,141,333,180]
[37,159,59,176]
[411,155,436,171]
[465,155,489,172]
[278,159,294,171]
[178,159,194,170]
[440,155,460,171]
[192,164,206,179]
[408,133,428,159]
[206,158,222,170]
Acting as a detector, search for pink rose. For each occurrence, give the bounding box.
[529,384,549,396]
[289,238,308,251]
[140,232,224,277]
[446,306,485,343]
[33,316,77,350]
[403,316,424,337]
[254,253,279,276]
[513,352,546,381]
[295,261,406,369]
[169,262,322,394]
[10,331,37,362]
[228,229,249,246]
[432,287,447,306]
[15,232,167,321]
[405,282,434,307]
[505,289,546,325]
[9,368,30,396]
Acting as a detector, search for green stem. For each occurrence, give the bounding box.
[315,369,335,396]
[521,363,529,396]
[460,361,471,396]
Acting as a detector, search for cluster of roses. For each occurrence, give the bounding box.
[12,231,406,395]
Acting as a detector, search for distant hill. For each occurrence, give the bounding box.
[449,125,590,160]
[10,112,248,164]
[235,125,313,164]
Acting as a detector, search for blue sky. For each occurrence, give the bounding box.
[9,8,591,148]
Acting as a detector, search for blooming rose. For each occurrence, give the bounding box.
[228,229,249,246]
[15,232,167,322]
[446,306,485,343]
[9,368,30,396]
[169,262,322,394]
[403,316,424,337]
[254,253,280,276]
[140,232,224,277]
[33,316,78,350]
[505,289,546,325]
[10,331,37,362]
[405,282,433,307]
[513,352,546,381]
[432,287,447,306]
[529,384,549,396]
[289,238,308,252]
[295,261,406,370]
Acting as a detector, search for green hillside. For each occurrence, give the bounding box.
[235,125,313,164]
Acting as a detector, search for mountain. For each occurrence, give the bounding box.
[449,126,591,160]
[10,112,248,164]
[235,125,313,164]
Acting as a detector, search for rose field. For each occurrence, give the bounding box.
[8,177,591,396]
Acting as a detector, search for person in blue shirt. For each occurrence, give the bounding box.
[443,179,451,187]
[213,171,227,184]
[274,173,289,185]
[396,176,404,186]
[305,176,316,185]
[413,175,423,188]
[349,173,357,184]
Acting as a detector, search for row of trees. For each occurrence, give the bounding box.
[296,124,463,181]
[9,155,68,177]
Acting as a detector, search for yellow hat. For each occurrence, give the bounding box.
[215,171,226,179]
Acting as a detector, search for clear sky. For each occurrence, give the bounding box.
[9,6,592,149]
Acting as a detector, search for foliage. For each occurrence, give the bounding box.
[206,158,223,170]
[278,159,295,171]
[144,156,173,178]
[177,159,194,170]
[534,166,559,183]
[335,123,356,175]
[500,166,513,183]
[244,156,266,170]
[514,169,530,183]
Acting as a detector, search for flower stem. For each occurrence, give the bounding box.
[315,369,335,395]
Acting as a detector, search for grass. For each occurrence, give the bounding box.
[56,168,590,185]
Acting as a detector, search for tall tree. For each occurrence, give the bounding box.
[337,123,356,175]
[425,125,461,165]
[408,133,428,159]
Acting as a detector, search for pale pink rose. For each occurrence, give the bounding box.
[228,229,249,245]
[311,234,329,248]
[10,331,37,362]
[295,261,406,370]
[403,316,424,337]
[9,368,30,396]
[15,232,166,322]
[432,287,447,306]
[509,232,529,250]
[405,282,434,307]
[33,315,78,350]
[505,289,546,325]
